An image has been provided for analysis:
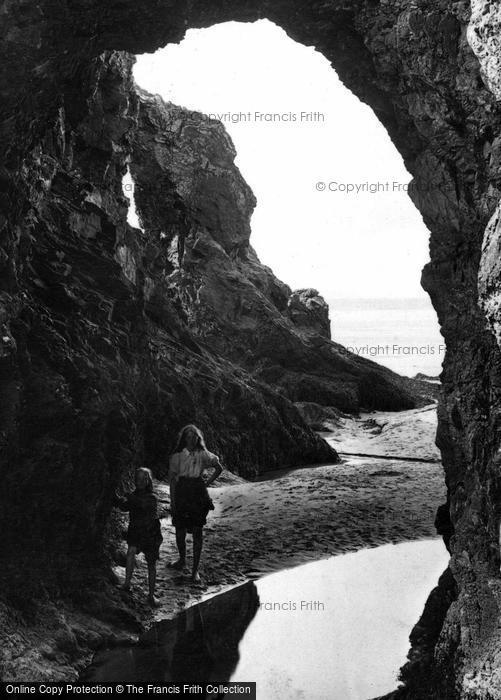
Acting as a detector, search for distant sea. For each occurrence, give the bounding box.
[328,298,444,378]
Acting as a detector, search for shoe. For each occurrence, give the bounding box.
[148,595,160,607]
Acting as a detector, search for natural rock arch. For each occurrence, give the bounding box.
[2,1,501,697]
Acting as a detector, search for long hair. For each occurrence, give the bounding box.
[135,467,153,492]
[173,424,207,454]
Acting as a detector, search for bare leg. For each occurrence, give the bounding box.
[169,528,186,569]
[147,562,156,597]
[123,546,137,589]
[192,527,203,582]
[147,562,159,605]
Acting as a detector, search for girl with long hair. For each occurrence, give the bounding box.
[168,424,222,583]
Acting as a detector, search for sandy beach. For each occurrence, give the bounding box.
[1,404,446,682]
[322,403,440,461]
[114,404,446,622]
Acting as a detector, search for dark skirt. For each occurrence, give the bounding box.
[127,519,163,564]
[172,477,214,533]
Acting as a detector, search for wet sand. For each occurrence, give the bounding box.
[114,405,446,622]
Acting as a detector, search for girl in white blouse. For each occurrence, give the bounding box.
[168,424,222,583]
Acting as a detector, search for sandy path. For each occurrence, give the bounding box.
[113,407,446,623]
[323,404,440,462]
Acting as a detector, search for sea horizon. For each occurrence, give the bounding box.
[326,296,443,378]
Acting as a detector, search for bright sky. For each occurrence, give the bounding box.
[134,20,431,300]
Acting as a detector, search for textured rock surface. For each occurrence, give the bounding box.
[287,288,331,339]
[2,0,501,696]
[468,1,501,100]
[0,52,342,679]
[131,92,429,414]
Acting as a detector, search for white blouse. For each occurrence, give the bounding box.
[169,448,219,480]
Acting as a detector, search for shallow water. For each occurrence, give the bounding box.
[233,539,448,699]
[84,539,448,699]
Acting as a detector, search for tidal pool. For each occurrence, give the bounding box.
[83,539,449,699]
[233,538,448,699]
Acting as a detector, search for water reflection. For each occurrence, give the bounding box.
[235,539,448,699]
[84,540,449,699]
[83,581,259,688]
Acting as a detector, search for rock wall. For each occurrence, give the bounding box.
[2,0,501,696]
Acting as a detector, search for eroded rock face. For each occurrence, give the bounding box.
[2,0,501,696]
[468,1,501,100]
[131,92,428,414]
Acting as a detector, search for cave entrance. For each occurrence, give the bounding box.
[132,19,442,380]
[122,19,448,696]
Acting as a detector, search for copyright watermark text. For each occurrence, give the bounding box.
[346,343,446,358]
[316,180,453,194]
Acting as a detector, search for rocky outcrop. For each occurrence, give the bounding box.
[287,288,331,339]
[2,0,501,696]
[131,91,431,414]
[294,402,343,431]
[468,2,501,101]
